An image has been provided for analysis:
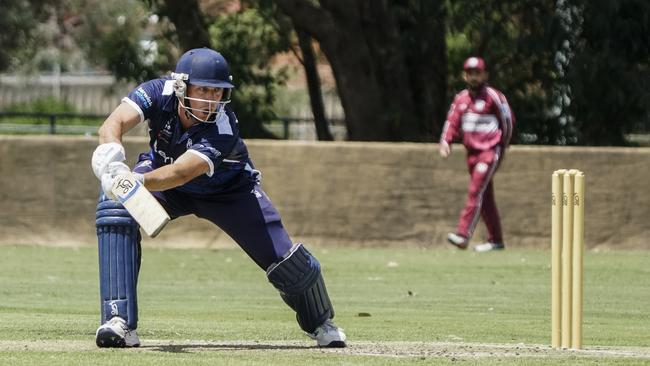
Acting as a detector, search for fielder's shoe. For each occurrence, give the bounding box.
[95,316,140,348]
[308,319,347,348]
[447,232,469,250]
[474,242,505,253]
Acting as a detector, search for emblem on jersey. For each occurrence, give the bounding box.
[187,138,193,149]
[134,87,152,109]
[157,119,173,143]
[474,100,486,111]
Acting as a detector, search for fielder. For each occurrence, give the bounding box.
[439,57,515,252]
[91,47,346,348]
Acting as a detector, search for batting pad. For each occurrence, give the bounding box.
[96,196,141,330]
[267,244,334,333]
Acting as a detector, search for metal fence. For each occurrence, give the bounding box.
[0,111,347,140]
[0,111,105,135]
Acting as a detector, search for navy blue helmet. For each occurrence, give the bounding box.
[172,48,233,123]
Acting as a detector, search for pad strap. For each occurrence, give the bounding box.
[267,244,334,333]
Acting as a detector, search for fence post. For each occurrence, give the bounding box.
[283,119,289,139]
[49,114,56,134]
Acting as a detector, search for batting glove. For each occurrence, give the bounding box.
[101,162,144,201]
[92,142,126,179]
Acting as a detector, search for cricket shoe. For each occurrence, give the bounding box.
[95,316,140,348]
[308,319,347,348]
[447,232,469,250]
[474,242,505,252]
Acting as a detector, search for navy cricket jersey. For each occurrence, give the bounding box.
[122,78,258,195]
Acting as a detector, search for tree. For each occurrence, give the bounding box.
[447,0,649,146]
[206,7,292,138]
[447,0,570,145]
[564,0,650,145]
[5,0,647,145]
[0,0,82,74]
[271,0,448,141]
[251,0,334,140]
[74,0,165,82]
[141,1,288,138]
[0,0,38,71]
[0,0,60,71]
[295,28,334,141]
[144,0,211,50]
[40,0,288,138]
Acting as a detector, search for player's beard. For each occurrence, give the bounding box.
[468,81,485,92]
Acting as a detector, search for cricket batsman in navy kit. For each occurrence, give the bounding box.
[439,57,515,252]
[90,48,346,348]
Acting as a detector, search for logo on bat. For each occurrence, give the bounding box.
[116,177,135,195]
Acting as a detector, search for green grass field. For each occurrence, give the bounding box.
[1,245,649,365]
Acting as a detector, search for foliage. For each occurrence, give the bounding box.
[0,0,38,71]
[71,0,176,83]
[4,96,76,114]
[2,0,648,145]
[132,1,293,137]
[564,0,650,145]
[446,0,569,145]
[447,0,650,145]
[0,0,65,72]
[208,7,292,137]
[0,97,103,127]
[6,0,293,138]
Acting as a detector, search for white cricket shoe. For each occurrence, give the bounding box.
[447,232,469,250]
[308,319,347,348]
[95,316,140,348]
[474,242,505,252]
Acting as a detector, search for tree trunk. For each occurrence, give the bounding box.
[158,0,212,51]
[404,1,448,138]
[295,27,333,141]
[320,30,390,141]
[273,0,447,141]
[360,1,420,140]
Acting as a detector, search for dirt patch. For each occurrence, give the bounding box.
[2,340,649,360]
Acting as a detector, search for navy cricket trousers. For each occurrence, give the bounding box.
[134,162,294,270]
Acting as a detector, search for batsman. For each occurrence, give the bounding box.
[90,48,346,348]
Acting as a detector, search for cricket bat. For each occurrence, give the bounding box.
[111,174,170,237]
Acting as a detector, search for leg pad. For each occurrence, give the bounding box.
[96,196,141,330]
[267,244,334,333]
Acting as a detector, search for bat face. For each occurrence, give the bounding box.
[111,174,170,237]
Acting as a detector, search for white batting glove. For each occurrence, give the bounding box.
[101,173,119,200]
[101,162,144,201]
[92,142,126,179]
[107,161,131,177]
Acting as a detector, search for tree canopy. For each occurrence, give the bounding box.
[1,0,648,145]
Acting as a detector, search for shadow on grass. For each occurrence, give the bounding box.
[143,343,314,353]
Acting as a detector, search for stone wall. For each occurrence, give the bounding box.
[1,136,648,249]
